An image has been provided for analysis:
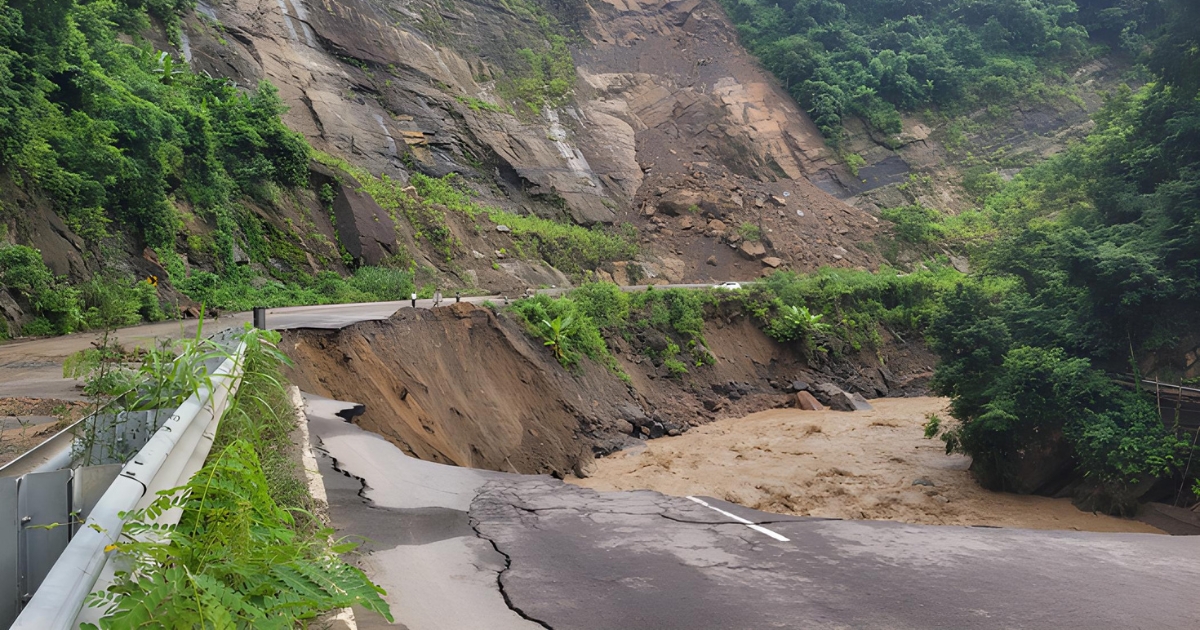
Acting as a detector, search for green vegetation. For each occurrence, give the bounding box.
[489,210,637,279]
[745,266,963,353]
[718,0,1162,143]
[314,153,637,279]
[494,0,576,112]
[0,0,307,251]
[514,267,962,377]
[83,326,393,626]
[85,440,392,628]
[455,94,512,114]
[879,203,947,244]
[1,243,165,336]
[737,222,762,241]
[174,265,414,312]
[923,1,1200,507]
[510,292,619,372]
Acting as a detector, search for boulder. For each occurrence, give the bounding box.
[811,383,856,412]
[318,166,399,265]
[680,216,694,230]
[738,240,767,259]
[573,456,597,478]
[849,393,874,411]
[788,381,810,392]
[794,391,825,411]
[828,392,858,412]
[762,256,782,268]
[658,189,705,216]
[496,224,511,233]
[707,219,727,232]
[705,255,718,266]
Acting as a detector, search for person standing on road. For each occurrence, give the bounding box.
[433,288,442,307]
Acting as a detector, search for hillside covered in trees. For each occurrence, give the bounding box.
[719,0,1165,141]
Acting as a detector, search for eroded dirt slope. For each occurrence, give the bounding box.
[281,301,936,476]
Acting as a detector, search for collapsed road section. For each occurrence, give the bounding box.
[307,394,1200,630]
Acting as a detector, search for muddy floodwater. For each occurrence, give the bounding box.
[572,397,1163,534]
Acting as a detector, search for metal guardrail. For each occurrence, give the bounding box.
[1,336,247,629]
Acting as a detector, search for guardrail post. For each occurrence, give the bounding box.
[252,306,267,329]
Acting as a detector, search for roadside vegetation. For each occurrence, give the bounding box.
[511,263,963,379]
[72,325,393,626]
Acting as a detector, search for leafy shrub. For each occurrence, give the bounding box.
[764,304,828,343]
[569,281,630,328]
[509,294,617,372]
[880,204,947,244]
[85,441,392,628]
[738,222,762,241]
[629,288,709,343]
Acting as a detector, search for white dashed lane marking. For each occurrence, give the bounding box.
[686,496,791,542]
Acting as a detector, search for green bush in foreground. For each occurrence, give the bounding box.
[84,326,393,627]
[85,442,392,628]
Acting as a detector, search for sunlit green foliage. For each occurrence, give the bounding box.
[509,293,618,372]
[0,0,308,251]
[83,326,393,627]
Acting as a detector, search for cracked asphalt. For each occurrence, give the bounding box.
[306,394,1200,630]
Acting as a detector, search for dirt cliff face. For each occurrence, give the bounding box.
[280,302,936,476]
[178,0,886,283]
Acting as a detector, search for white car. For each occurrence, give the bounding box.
[714,281,742,290]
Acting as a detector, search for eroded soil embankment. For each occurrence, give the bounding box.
[281,302,936,477]
[281,302,637,477]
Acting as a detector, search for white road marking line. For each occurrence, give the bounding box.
[686,496,790,542]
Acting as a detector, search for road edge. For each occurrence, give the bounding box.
[290,385,358,630]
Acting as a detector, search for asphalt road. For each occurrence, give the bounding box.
[306,395,1200,630]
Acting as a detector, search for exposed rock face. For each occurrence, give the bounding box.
[311,166,399,266]
[174,0,886,284]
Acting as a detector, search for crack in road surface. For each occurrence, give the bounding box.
[470,513,556,630]
[306,393,1200,629]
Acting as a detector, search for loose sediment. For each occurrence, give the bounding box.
[572,397,1164,534]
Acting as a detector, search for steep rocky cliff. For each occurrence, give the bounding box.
[171,0,885,282]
